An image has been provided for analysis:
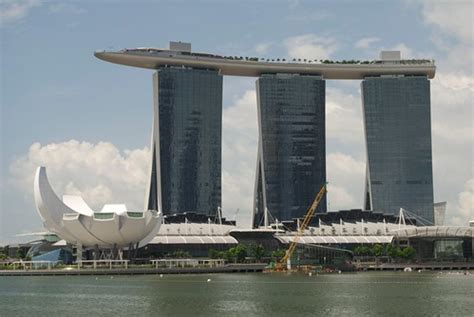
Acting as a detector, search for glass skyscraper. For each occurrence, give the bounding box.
[362,76,434,224]
[146,67,223,217]
[253,74,326,227]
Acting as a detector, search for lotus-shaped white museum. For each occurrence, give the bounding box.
[34,166,161,249]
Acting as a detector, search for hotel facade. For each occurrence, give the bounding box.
[95,43,436,226]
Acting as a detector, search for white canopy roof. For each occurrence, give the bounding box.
[149,235,237,245]
[276,235,394,245]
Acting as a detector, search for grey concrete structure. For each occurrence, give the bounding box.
[362,76,434,224]
[145,67,223,216]
[253,74,326,227]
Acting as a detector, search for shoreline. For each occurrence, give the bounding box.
[0,263,266,276]
[2,262,474,277]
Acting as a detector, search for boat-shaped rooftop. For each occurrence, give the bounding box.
[95,41,436,79]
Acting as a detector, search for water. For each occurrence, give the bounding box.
[0,272,473,316]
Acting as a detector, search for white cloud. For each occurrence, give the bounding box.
[389,43,414,58]
[412,1,473,225]
[0,0,40,24]
[254,43,271,55]
[9,140,150,211]
[419,0,473,73]
[286,11,330,23]
[7,90,260,230]
[284,34,338,60]
[326,152,365,211]
[222,90,258,227]
[458,179,474,220]
[326,87,364,146]
[370,41,434,61]
[48,3,86,15]
[0,0,85,26]
[379,42,432,60]
[430,71,473,225]
[448,178,474,226]
[421,1,473,44]
[355,37,380,49]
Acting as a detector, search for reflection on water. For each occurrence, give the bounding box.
[1,272,473,316]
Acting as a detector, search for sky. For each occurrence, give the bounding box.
[0,0,473,244]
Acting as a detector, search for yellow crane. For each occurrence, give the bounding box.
[275,183,327,271]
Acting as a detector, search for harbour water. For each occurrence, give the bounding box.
[1,272,473,316]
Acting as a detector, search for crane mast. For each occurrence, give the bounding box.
[277,184,327,270]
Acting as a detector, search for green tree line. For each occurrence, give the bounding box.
[354,244,416,260]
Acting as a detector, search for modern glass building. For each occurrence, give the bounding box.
[146,67,223,216]
[253,74,326,227]
[362,76,434,224]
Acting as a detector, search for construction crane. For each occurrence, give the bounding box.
[275,183,327,271]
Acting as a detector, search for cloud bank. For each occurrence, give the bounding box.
[10,141,150,211]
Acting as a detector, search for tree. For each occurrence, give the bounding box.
[353,246,363,256]
[373,244,384,257]
[233,244,248,263]
[0,249,6,260]
[354,246,371,256]
[401,246,416,260]
[271,249,286,260]
[168,250,191,258]
[16,248,26,259]
[224,244,248,263]
[208,249,224,259]
[249,244,265,261]
[386,244,401,258]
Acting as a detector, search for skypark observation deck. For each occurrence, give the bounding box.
[94,48,436,79]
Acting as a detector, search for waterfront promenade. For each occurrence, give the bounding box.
[0,263,266,276]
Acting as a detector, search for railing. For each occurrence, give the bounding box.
[11,260,62,270]
[77,259,129,269]
[150,258,225,269]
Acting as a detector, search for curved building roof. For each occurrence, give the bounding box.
[390,226,474,238]
[94,48,436,79]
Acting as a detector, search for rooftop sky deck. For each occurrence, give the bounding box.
[94,48,436,79]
